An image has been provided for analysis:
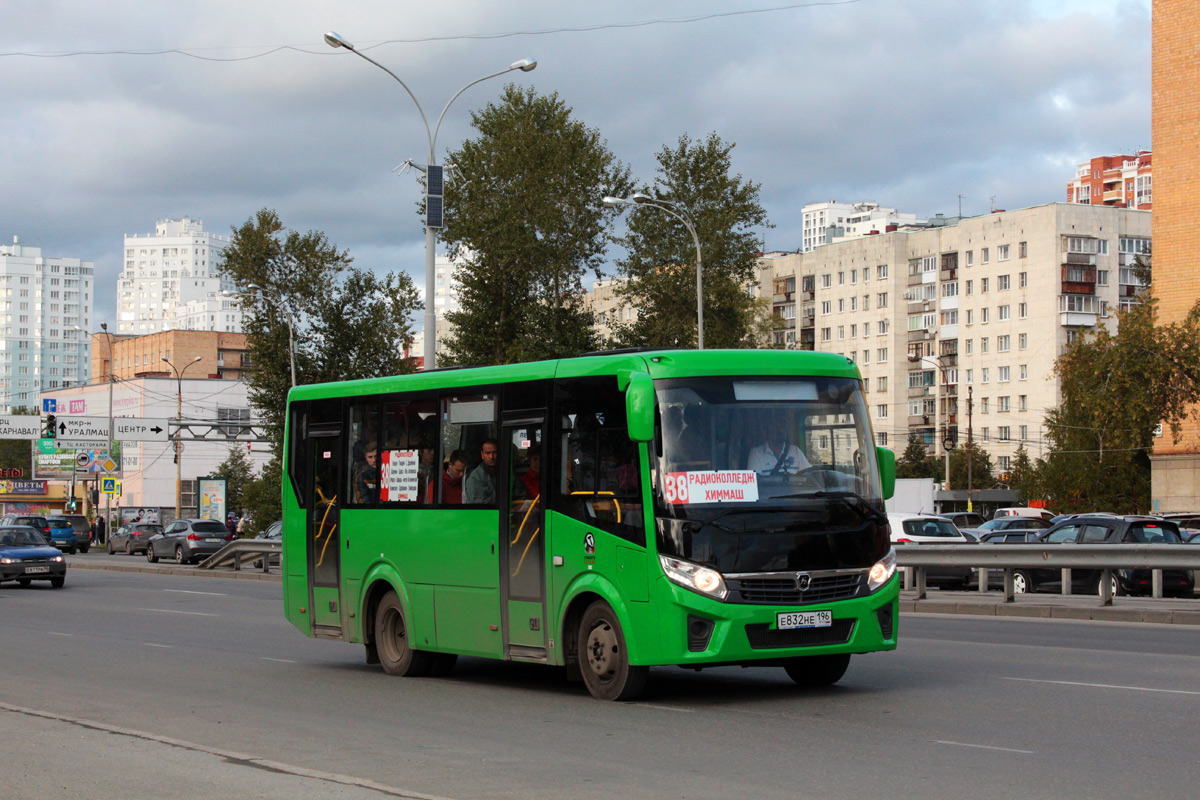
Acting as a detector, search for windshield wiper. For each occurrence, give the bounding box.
[772,490,887,523]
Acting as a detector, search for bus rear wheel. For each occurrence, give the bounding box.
[374,591,433,677]
[578,601,647,701]
[784,653,851,687]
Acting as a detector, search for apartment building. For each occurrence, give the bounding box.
[765,203,1151,475]
[1151,0,1200,508]
[1067,152,1152,209]
[0,236,95,409]
[119,217,241,335]
[801,201,921,252]
[89,329,249,383]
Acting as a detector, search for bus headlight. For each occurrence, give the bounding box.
[867,547,897,592]
[659,555,728,601]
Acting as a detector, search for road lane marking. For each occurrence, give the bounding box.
[1004,677,1200,696]
[260,657,297,663]
[144,643,172,648]
[164,589,227,596]
[635,703,695,712]
[47,632,73,637]
[936,740,1034,754]
[136,607,219,617]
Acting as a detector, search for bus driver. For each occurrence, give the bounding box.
[746,413,811,477]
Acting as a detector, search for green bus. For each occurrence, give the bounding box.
[282,349,899,700]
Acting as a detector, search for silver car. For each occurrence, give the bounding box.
[146,519,235,565]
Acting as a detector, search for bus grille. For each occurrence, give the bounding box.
[744,620,855,650]
[728,572,865,605]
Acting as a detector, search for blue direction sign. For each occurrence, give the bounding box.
[42,398,56,413]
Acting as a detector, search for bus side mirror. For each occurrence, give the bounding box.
[876,446,896,500]
[623,372,655,442]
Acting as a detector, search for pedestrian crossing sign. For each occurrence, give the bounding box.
[101,477,122,496]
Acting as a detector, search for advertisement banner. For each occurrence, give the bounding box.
[119,507,160,525]
[198,477,227,523]
[34,441,123,480]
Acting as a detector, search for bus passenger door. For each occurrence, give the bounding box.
[309,433,343,635]
[500,416,547,659]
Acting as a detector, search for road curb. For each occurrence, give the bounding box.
[68,560,281,582]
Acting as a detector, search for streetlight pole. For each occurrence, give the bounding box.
[323,31,536,370]
[76,323,116,541]
[909,353,952,493]
[162,355,203,519]
[226,285,296,387]
[602,193,705,349]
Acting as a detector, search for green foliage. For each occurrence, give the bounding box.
[218,209,420,449]
[1008,444,1041,503]
[0,405,37,475]
[239,456,282,538]
[612,133,771,349]
[439,86,631,365]
[1040,251,1200,513]
[213,445,255,515]
[949,442,994,491]
[895,436,942,480]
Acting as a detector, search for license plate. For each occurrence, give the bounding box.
[205,538,221,543]
[24,566,50,574]
[777,610,832,630]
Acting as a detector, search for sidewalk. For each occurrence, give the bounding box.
[64,551,280,582]
[901,588,1200,626]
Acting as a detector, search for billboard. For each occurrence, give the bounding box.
[119,507,160,525]
[198,477,227,523]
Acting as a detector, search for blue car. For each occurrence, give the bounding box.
[0,526,67,588]
[45,518,79,554]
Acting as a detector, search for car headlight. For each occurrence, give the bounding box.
[52,556,64,563]
[867,547,897,592]
[0,557,13,565]
[659,555,728,601]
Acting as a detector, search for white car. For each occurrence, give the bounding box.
[993,506,1054,521]
[887,513,973,588]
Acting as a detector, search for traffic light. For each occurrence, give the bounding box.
[90,487,99,506]
[66,500,77,512]
[43,414,56,439]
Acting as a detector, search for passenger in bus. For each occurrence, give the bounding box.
[463,439,499,504]
[353,442,380,504]
[520,451,541,499]
[427,450,468,504]
[746,413,811,476]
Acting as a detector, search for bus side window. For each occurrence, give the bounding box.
[348,400,381,506]
[555,377,645,546]
[288,403,309,509]
[381,397,438,505]
[441,394,496,506]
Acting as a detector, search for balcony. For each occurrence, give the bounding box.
[1061,265,1097,295]
[907,385,933,399]
[1059,295,1100,327]
[1064,252,1097,265]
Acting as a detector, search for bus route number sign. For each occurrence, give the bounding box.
[663,471,759,505]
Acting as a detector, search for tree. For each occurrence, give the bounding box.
[1041,248,1200,513]
[439,86,631,365]
[1008,443,1042,504]
[613,133,770,349]
[895,436,942,480]
[213,446,255,516]
[218,209,421,447]
[0,405,37,475]
[949,443,994,492]
[239,458,282,538]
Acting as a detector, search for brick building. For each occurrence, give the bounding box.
[1067,152,1152,209]
[89,329,249,383]
[1150,0,1200,509]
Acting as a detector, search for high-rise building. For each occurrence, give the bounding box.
[801,201,922,252]
[763,203,1150,477]
[1066,152,1153,209]
[118,217,241,334]
[0,236,95,409]
[1150,0,1200,509]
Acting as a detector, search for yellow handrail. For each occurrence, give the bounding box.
[569,490,622,523]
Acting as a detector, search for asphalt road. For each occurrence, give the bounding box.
[3,568,1199,799]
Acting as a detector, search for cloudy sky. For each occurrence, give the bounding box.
[1,0,1150,328]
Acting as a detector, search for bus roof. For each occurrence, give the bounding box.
[287,349,861,403]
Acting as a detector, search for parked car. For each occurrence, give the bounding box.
[888,512,975,589]
[1015,516,1194,598]
[145,519,236,565]
[0,525,66,587]
[939,512,988,529]
[961,516,1052,541]
[993,506,1055,521]
[0,515,52,546]
[53,514,92,553]
[108,523,163,555]
[978,530,1041,544]
[256,520,283,541]
[43,517,79,554]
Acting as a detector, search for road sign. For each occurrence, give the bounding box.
[51,439,114,452]
[113,417,170,442]
[42,399,56,413]
[75,452,93,469]
[101,477,122,496]
[77,450,118,474]
[0,415,43,440]
[56,416,110,441]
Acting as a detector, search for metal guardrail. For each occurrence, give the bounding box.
[197,540,281,573]
[895,543,1200,606]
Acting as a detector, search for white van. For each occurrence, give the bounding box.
[993,506,1054,521]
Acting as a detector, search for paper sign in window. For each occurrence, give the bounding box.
[380,449,420,502]
[663,470,759,505]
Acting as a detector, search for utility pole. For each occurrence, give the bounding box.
[967,386,974,513]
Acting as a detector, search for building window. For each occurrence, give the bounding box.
[877,264,888,279]
[821,301,831,315]
[1019,241,1028,258]
[998,274,1010,291]
[1019,425,1028,440]
[821,274,832,288]
[981,307,990,324]
[998,396,1011,412]
[998,426,1010,441]
[998,335,1010,352]
[877,292,888,308]
[878,348,888,363]
[877,376,887,392]
[1019,333,1028,349]
[880,319,890,334]
[999,305,1010,321]
[965,339,973,355]
[999,366,1010,382]
[877,432,888,446]
[982,368,990,384]
[821,328,831,342]
[1018,302,1027,318]
[1019,395,1028,412]
[982,247,990,264]
[1019,364,1028,380]
[943,282,958,298]
[966,250,973,267]
[998,244,1010,261]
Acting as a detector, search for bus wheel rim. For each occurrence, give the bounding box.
[586,622,617,679]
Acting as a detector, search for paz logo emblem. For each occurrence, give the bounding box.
[795,573,812,592]
[584,532,595,557]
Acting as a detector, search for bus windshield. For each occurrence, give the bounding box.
[653,375,887,572]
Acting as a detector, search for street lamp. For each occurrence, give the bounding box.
[323,30,536,370]
[224,285,296,387]
[602,193,705,349]
[75,323,117,541]
[909,352,954,492]
[162,355,203,518]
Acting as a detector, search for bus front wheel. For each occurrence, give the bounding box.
[784,653,851,687]
[578,601,647,701]
[374,591,433,677]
